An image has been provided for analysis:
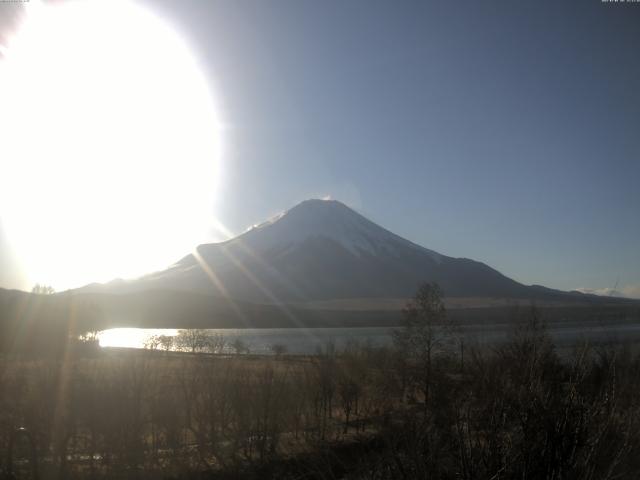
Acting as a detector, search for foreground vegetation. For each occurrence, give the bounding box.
[2,285,640,479]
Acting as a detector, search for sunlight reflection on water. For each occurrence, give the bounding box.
[96,322,640,355]
[98,328,179,349]
[97,327,395,354]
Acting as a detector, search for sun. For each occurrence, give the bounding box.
[0,1,220,290]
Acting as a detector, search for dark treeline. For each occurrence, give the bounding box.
[2,286,638,342]
[1,285,640,478]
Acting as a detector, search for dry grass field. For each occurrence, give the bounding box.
[4,306,640,479]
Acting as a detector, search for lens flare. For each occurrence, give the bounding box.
[0,1,220,290]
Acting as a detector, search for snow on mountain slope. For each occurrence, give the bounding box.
[212,199,442,261]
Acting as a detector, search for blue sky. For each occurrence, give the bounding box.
[1,0,639,296]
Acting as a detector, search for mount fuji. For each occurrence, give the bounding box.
[84,199,599,306]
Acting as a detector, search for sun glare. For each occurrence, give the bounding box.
[0,1,220,290]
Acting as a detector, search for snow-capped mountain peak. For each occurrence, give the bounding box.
[236,198,442,261]
[89,198,557,303]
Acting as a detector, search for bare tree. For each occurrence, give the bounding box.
[393,282,447,406]
[230,338,250,355]
[270,343,288,357]
[144,335,161,351]
[204,333,226,354]
[158,335,174,352]
[176,329,208,353]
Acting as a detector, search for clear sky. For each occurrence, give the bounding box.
[1,0,639,297]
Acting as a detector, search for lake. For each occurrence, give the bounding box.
[97,321,640,355]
